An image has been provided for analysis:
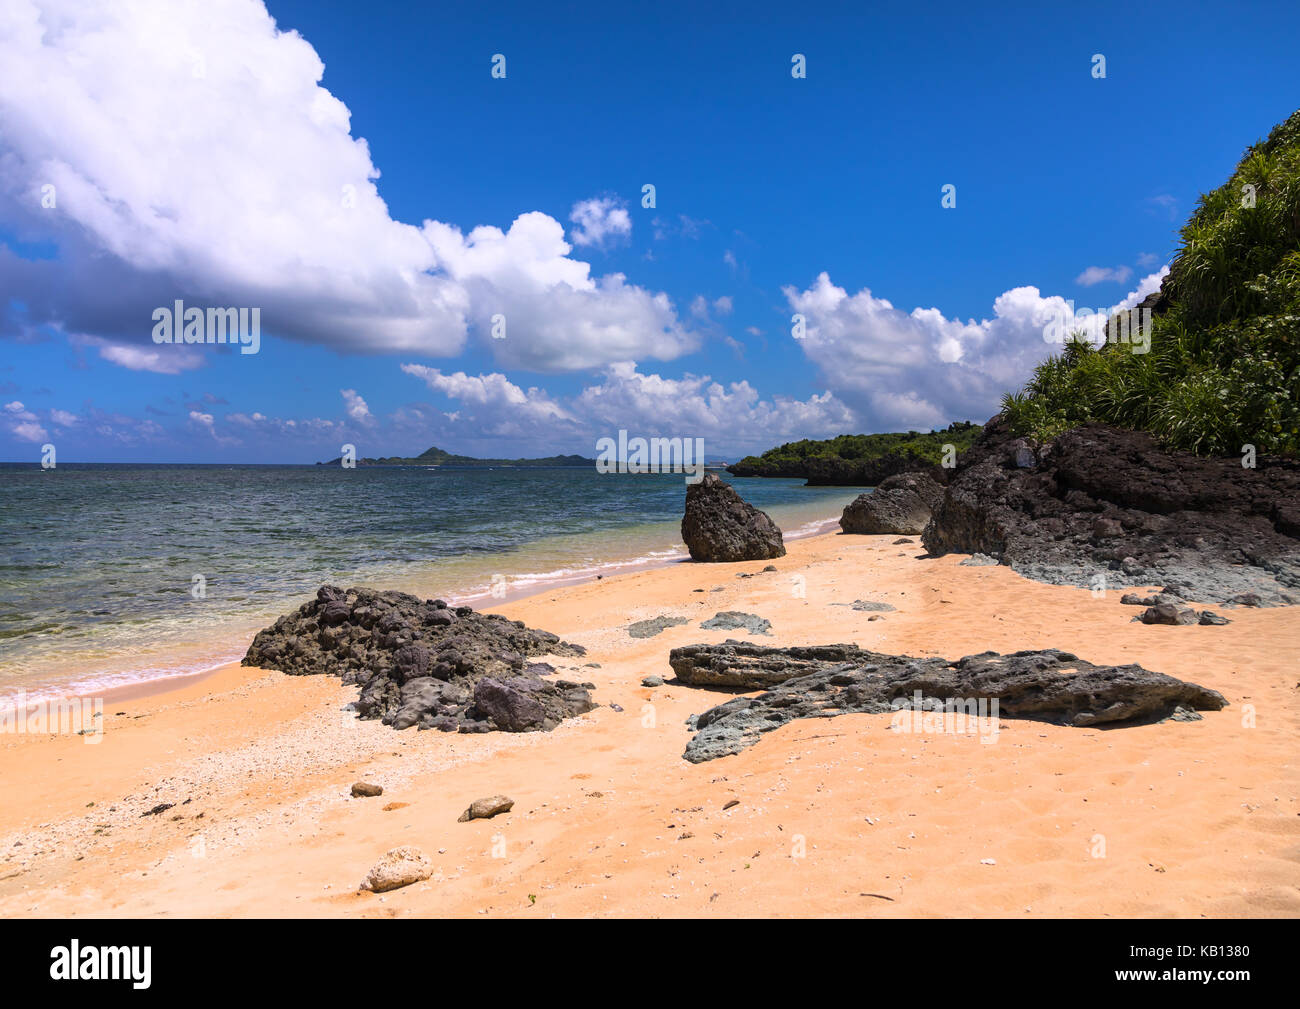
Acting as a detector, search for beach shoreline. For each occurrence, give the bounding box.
[0,511,847,710]
[1,527,1296,918]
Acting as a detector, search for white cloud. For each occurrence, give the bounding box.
[1075,265,1133,286]
[3,399,48,442]
[50,409,77,427]
[341,388,374,425]
[783,269,1170,431]
[73,337,207,375]
[568,197,631,248]
[398,361,853,454]
[574,362,853,449]
[423,213,698,371]
[400,364,576,433]
[0,0,691,371]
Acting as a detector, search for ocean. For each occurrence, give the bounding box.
[0,464,861,700]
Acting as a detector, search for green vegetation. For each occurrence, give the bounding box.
[728,422,982,484]
[1002,109,1300,457]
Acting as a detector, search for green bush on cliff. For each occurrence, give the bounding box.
[1002,108,1300,457]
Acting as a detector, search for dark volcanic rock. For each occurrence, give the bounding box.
[676,642,1227,762]
[671,641,870,689]
[627,615,689,638]
[681,473,786,562]
[699,611,772,635]
[840,472,945,535]
[243,586,593,734]
[922,418,1300,605]
[1140,601,1201,625]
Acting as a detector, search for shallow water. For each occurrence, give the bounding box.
[0,463,862,699]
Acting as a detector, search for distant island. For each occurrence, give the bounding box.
[317,445,597,467]
[728,422,982,485]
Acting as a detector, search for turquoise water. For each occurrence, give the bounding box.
[0,464,860,698]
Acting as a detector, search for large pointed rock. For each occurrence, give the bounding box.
[681,473,786,562]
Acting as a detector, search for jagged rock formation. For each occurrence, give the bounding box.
[681,472,786,562]
[840,471,946,535]
[244,586,595,733]
[922,418,1300,605]
[675,641,1227,762]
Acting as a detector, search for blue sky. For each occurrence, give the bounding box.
[2,0,1297,462]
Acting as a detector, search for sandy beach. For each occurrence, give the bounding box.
[2,530,1296,919]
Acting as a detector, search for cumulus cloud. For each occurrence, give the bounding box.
[0,0,692,371]
[70,336,207,375]
[568,197,631,248]
[400,364,577,438]
[396,360,852,454]
[423,213,697,371]
[1075,265,1133,286]
[4,399,47,442]
[783,268,1170,431]
[340,388,374,425]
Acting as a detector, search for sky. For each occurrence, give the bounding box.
[1,0,1298,463]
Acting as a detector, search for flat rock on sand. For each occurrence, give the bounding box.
[627,615,689,638]
[361,846,431,893]
[700,611,771,635]
[673,642,1228,762]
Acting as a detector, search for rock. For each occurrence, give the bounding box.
[361,846,431,892]
[641,675,665,687]
[1198,610,1231,626]
[676,643,1227,762]
[681,473,786,562]
[923,418,1300,606]
[1140,602,1200,625]
[700,611,772,635]
[840,472,945,535]
[762,565,778,572]
[959,553,1000,567]
[243,586,592,735]
[351,782,383,798]
[1120,593,1156,606]
[1092,516,1124,539]
[1228,593,1262,607]
[892,538,915,545]
[627,615,689,638]
[458,795,515,822]
[671,641,869,689]
[851,600,896,612]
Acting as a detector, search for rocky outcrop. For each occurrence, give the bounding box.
[840,471,945,535]
[681,473,786,562]
[922,418,1300,605]
[677,642,1227,762]
[244,585,595,733]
